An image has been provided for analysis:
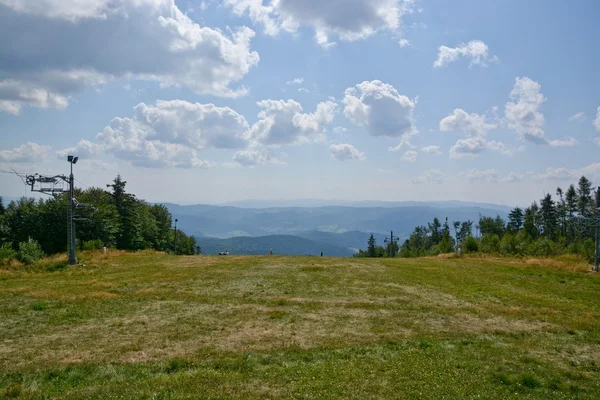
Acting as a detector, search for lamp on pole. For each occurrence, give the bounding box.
[67,155,79,265]
[174,218,178,255]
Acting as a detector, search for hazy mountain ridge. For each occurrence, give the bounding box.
[194,235,355,257]
[165,202,509,240]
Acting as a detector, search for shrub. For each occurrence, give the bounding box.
[500,232,517,255]
[81,239,104,251]
[463,236,479,253]
[481,234,501,254]
[17,238,45,265]
[527,237,556,257]
[0,243,16,265]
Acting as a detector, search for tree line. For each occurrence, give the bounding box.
[358,175,600,261]
[0,175,196,262]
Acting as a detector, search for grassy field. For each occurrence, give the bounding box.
[1,252,599,399]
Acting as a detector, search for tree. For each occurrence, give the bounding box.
[556,188,567,237]
[507,207,524,232]
[367,234,376,258]
[523,202,540,239]
[428,217,442,245]
[539,193,557,239]
[479,215,505,237]
[577,176,594,216]
[0,196,5,215]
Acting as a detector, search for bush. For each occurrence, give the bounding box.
[500,232,517,255]
[17,238,45,265]
[515,230,532,256]
[481,234,500,254]
[527,237,556,257]
[81,239,104,251]
[463,236,479,253]
[0,243,16,265]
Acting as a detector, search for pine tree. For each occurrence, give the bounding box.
[577,176,593,216]
[367,234,376,258]
[507,207,524,232]
[539,193,557,239]
[0,196,5,215]
[556,188,567,237]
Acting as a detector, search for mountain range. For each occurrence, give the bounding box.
[164,201,511,256]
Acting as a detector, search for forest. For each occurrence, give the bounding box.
[359,175,600,262]
[0,175,196,264]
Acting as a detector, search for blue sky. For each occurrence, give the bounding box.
[1,0,599,206]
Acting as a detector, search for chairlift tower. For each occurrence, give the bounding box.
[16,155,88,265]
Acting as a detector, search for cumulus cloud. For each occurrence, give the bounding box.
[225,0,414,48]
[401,150,417,162]
[412,169,446,184]
[504,77,548,144]
[0,0,260,114]
[434,40,498,68]
[528,167,572,181]
[568,112,585,122]
[0,142,51,163]
[421,145,441,155]
[329,143,365,161]
[449,136,487,158]
[56,139,102,159]
[461,169,500,182]
[595,106,600,132]
[232,148,284,166]
[286,77,304,85]
[549,137,578,147]
[343,80,417,152]
[439,109,496,136]
[251,99,337,145]
[96,100,251,168]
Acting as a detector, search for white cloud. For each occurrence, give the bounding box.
[333,126,347,134]
[504,77,548,144]
[595,106,600,132]
[401,150,417,163]
[461,169,500,182]
[225,0,414,48]
[528,167,572,181]
[501,172,524,183]
[486,140,516,156]
[329,143,365,161]
[568,112,585,122]
[439,109,496,136]
[549,136,578,147]
[56,139,102,159]
[398,38,410,48]
[298,88,310,93]
[574,162,600,182]
[0,0,259,113]
[343,80,417,143]
[233,148,284,166]
[388,138,416,152]
[449,136,487,158]
[251,99,337,146]
[412,169,446,184]
[286,78,304,85]
[0,142,51,163]
[421,145,441,155]
[434,40,498,68]
[97,100,251,168]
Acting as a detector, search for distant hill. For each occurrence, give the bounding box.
[164,203,510,239]
[296,230,389,252]
[195,235,354,257]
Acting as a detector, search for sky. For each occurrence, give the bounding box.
[1,0,599,207]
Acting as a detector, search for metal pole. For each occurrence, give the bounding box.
[594,225,599,272]
[174,218,178,255]
[67,163,77,265]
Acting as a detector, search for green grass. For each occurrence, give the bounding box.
[1,251,599,399]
